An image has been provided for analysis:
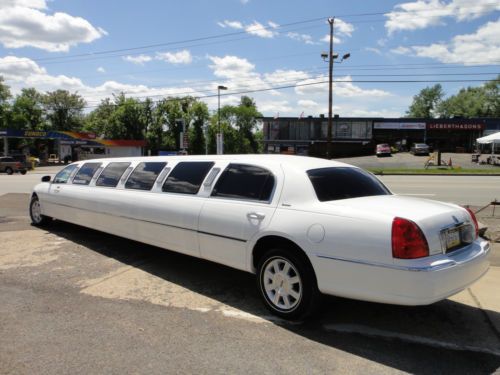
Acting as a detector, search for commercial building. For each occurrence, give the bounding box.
[0,129,146,162]
[261,116,500,157]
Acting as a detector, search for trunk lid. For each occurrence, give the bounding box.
[324,195,475,255]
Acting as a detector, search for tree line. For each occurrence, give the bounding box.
[406,75,499,118]
[0,76,263,155]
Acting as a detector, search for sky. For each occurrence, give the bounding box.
[0,0,499,118]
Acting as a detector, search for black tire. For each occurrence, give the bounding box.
[20,170,27,175]
[257,248,321,320]
[5,167,13,175]
[29,196,51,226]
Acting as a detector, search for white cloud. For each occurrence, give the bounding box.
[217,20,244,29]
[156,50,192,64]
[0,0,106,52]
[97,67,106,73]
[264,69,310,84]
[298,99,319,108]
[258,100,294,114]
[385,0,500,34]
[287,32,316,45]
[0,55,204,106]
[295,75,391,98]
[391,19,500,64]
[122,54,152,65]
[216,19,278,38]
[335,19,355,37]
[390,46,411,54]
[365,47,382,55]
[208,55,256,79]
[320,34,341,44]
[241,0,250,4]
[246,21,277,38]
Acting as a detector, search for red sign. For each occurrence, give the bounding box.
[427,123,484,130]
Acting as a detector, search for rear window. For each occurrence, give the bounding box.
[96,162,131,187]
[125,162,166,191]
[162,161,214,194]
[212,164,275,202]
[72,163,102,185]
[307,167,390,202]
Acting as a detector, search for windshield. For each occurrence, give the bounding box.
[307,167,391,202]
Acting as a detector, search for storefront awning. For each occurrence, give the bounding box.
[477,132,500,144]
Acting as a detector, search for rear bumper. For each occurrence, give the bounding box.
[313,238,490,305]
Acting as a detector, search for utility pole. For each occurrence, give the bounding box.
[326,17,335,160]
[321,17,350,160]
[217,85,227,155]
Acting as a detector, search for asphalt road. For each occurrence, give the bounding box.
[2,167,499,206]
[1,193,500,374]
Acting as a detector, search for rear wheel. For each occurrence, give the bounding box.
[30,196,51,226]
[5,167,13,175]
[257,248,320,320]
[20,170,27,175]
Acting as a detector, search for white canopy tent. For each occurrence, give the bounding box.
[476,132,500,164]
[477,131,500,146]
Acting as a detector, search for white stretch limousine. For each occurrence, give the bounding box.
[30,155,490,319]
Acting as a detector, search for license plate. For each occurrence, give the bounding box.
[444,227,461,249]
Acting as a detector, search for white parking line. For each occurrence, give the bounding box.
[323,323,500,357]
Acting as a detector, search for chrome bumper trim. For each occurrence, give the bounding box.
[316,241,489,272]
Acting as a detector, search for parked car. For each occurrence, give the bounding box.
[29,155,490,320]
[376,143,391,157]
[410,143,430,155]
[0,156,27,175]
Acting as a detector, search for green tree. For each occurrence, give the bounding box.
[211,96,262,154]
[187,101,209,155]
[406,84,444,118]
[437,76,499,118]
[11,88,44,130]
[0,76,12,129]
[84,98,116,137]
[43,90,86,131]
[109,94,146,140]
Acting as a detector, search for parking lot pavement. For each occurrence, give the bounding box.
[1,193,500,374]
[337,152,500,170]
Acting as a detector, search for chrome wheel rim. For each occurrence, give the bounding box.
[31,200,42,223]
[262,257,302,311]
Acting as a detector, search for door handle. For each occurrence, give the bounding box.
[53,186,61,193]
[247,212,265,220]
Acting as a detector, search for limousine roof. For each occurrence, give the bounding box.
[73,154,352,171]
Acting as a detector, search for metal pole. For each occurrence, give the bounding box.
[217,87,221,155]
[3,137,8,156]
[326,17,334,159]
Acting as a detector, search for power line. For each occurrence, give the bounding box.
[2,2,497,66]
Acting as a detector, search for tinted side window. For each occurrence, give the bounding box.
[125,162,166,191]
[96,162,131,187]
[307,167,390,202]
[72,163,102,185]
[53,164,79,184]
[212,164,275,201]
[162,162,214,194]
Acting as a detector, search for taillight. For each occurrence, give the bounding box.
[392,217,429,259]
[464,207,479,239]
[15,162,21,168]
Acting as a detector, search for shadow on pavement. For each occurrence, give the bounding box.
[46,220,500,375]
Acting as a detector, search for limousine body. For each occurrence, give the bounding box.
[30,155,490,319]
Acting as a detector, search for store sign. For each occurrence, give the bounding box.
[427,123,484,130]
[374,122,425,130]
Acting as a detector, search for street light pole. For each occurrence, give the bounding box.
[217,85,227,155]
[327,17,334,160]
[321,18,349,160]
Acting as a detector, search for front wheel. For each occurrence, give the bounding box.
[30,196,51,226]
[5,167,13,175]
[257,249,320,320]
